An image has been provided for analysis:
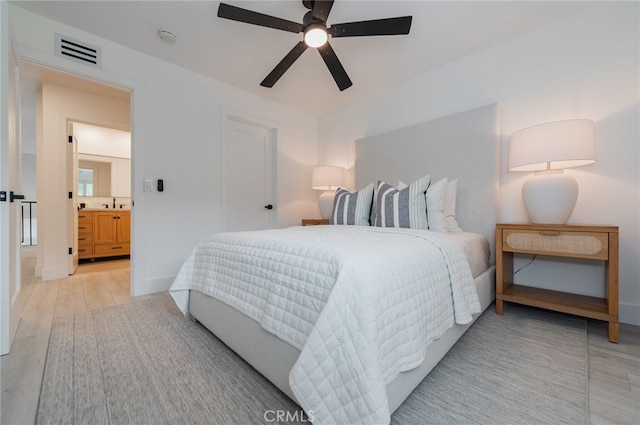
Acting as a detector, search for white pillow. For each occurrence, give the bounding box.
[425,178,448,232]
[443,178,463,232]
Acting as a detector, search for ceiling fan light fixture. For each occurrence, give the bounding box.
[304,24,328,48]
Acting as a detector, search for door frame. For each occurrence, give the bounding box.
[67,121,78,274]
[12,56,139,293]
[220,108,278,232]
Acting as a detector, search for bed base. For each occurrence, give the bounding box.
[189,266,495,414]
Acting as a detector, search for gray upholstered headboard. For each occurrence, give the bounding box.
[355,103,500,262]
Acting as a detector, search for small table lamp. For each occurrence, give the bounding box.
[509,119,595,224]
[312,166,345,219]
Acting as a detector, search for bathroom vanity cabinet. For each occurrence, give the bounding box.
[78,210,130,259]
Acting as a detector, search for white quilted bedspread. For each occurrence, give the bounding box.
[170,225,480,425]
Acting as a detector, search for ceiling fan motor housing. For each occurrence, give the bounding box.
[303,10,324,26]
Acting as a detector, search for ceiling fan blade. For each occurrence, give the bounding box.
[218,3,304,34]
[261,41,309,88]
[312,0,334,23]
[317,42,352,91]
[329,16,412,37]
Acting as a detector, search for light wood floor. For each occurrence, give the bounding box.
[1,255,639,425]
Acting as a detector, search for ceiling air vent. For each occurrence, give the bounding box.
[55,34,102,69]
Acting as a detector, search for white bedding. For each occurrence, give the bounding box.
[170,225,481,425]
[447,232,490,278]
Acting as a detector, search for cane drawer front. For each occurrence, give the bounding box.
[503,229,609,260]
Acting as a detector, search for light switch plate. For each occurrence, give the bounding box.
[143,178,154,192]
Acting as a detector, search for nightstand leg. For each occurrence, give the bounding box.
[496,299,504,315]
[608,321,619,343]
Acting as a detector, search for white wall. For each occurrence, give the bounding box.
[110,156,130,197]
[317,3,640,325]
[9,5,318,294]
[20,153,36,200]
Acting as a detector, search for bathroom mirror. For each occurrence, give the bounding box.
[77,154,131,197]
[78,159,111,197]
[74,122,131,198]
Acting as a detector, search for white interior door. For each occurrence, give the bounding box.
[223,117,276,232]
[1,3,23,355]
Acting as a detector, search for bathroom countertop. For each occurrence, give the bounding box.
[80,208,131,211]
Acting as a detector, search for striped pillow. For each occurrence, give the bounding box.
[372,175,430,229]
[330,183,374,225]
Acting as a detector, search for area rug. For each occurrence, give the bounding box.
[37,293,587,424]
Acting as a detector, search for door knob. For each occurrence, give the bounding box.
[264,204,273,210]
[10,192,25,202]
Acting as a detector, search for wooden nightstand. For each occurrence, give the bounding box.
[301,219,330,226]
[496,223,619,343]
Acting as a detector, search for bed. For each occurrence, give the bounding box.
[170,103,500,425]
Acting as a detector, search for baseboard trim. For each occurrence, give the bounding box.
[41,266,68,281]
[619,302,640,326]
[135,276,174,297]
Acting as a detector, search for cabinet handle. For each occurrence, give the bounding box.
[112,246,123,250]
[538,231,561,236]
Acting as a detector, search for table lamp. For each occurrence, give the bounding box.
[509,119,595,224]
[312,166,345,219]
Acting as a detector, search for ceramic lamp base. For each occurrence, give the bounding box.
[318,191,335,220]
[522,170,578,224]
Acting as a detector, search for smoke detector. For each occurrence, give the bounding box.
[158,30,176,44]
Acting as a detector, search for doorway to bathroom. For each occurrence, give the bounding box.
[70,122,131,273]
[20,62,132,280]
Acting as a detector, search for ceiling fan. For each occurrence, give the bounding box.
[217,0,413,91]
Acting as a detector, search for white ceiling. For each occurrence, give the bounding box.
[12,1,589,116]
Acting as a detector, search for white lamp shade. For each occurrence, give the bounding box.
[312,166,345,190]
[509,119,595,172]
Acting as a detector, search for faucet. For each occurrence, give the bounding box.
[113,198,116,209]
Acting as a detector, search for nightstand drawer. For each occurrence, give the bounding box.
[503,229,608,260]
[301,219,330,226]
